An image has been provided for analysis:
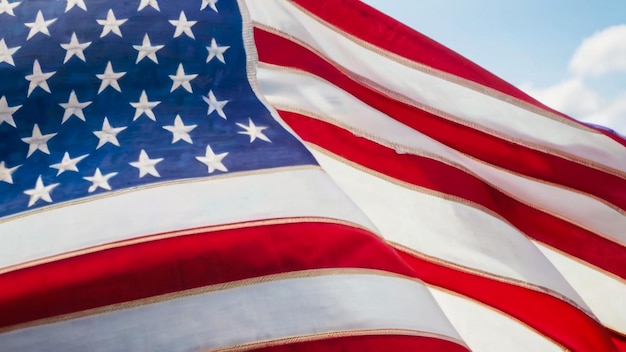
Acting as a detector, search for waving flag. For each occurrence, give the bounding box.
[1,0,625,351]
[0,0,465,351]
[248,0,626,350]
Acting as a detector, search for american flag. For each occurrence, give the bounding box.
[0,0,314,218]
[1,0,626,351]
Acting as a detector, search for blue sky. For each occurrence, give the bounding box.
[362,1,626,135]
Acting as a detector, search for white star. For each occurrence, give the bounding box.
[60,32,91,63]
[133,34,164,64]
[206,38,229,63]
[196,145,228,173]
[163,115,196,144]
[50,151,88,175]
[0,38,20,66]
[96,61,126,94]
[21,124,57,157]
[0,161,20,184]
[0,0,20,16]
[169,63,197,93]
[202,90,228,119]
[93,117,126,149]
[138,0,159,11]
[25,59,55,97]
[129,149,163,178]
[83,168,117,193]
[237,118,271,143]
[59,90,92,123]
[65,0,86,12]
[201,0,218,12]
[97,9,127,38]
[25,10,56,40]
[0,96,21,127]
[24,175,59,207]
[169,11,196,39]
[130,90,160,121]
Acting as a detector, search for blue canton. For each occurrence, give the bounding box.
[0,0,316,218]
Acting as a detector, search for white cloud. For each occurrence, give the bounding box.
[569,25,626,77]
[520,79,626,136]
[520,78,602,116]
[520,23,626,136]
[586,92,626,135]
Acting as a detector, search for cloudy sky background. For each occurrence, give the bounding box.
[362,0,626,136]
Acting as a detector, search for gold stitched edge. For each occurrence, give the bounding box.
[307,143,626,288]
[0,268,418,334]
[262,84,626,246]
[200,328,468,352]
[308,146,626,331]
[304,142,516,228]
[286,2,582,132]
[287,0,626,169]
[390,242,597,320]
[303,147,606,319]
[426,285,570,352]
[608,327,626,340]
[0,216,378,275]
[456,146,626,217]
[532,240,626,293]
[0,165,322,224]
[252,5,626,180]
[306,142,550,247]
[457,151,626,246]
[259,58,626,217]
[239,0,309,147]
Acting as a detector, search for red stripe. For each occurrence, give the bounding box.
[396,250,618,352]
[609,329,626,352]
[279,110,626,280]
[248,334,469,352]
[291,0,539,107]
[0,221,417,329]
[290,0,626,148]
[253,28,626,211]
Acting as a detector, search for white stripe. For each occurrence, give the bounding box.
[535,243,626,334]
[429,287,563,352]
[0,168,374,270]
[258,67,626,248]
[311,150,588,311]
[247,0,626,174]
[0,273,463,351]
